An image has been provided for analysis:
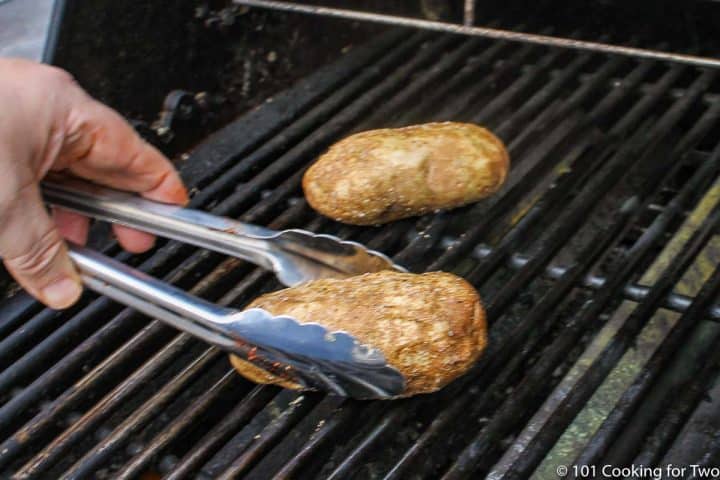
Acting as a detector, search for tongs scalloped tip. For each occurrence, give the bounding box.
[224,308,406,398]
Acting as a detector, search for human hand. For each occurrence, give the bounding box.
[0,59,188,309]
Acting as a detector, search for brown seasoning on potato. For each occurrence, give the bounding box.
[303,122,509,225]
[229,271,486,396]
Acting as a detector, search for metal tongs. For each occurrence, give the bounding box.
[42,176,407,399]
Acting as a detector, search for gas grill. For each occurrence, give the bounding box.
[3,0,720,478]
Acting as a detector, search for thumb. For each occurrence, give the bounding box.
[1,182,82,309]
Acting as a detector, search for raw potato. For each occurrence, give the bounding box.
[229,271,486,396]
[303,122,509,225]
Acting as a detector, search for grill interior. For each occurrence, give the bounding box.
[3,20,720,479]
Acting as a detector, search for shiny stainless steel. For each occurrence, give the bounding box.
[233,0,720,69]
[42,176,405,287]
[68,243,406,399]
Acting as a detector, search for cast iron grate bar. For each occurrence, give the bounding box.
[630,311,720,467]
[571,234,720,471]
[485,144,720,480]
[382,65,720,480]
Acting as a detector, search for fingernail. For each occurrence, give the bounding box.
[42,277,82,309]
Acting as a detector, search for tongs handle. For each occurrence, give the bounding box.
[68,243,238,349]
[42,176,278,272]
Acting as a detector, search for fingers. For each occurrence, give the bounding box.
[112,225,156,253]
[61,99,188,205]
[57,98,188,253]
[53,206,156,254]
[1,183,82,309]
[52,208,89,245]
[0,60,185,308]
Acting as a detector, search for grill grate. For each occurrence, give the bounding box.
[2,26,720,479]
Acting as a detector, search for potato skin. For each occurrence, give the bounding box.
[229,271,486,396]
[303,122,509,225]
